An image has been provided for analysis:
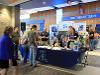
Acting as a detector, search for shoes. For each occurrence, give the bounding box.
[90,49,93,51]
[30,64,33,66]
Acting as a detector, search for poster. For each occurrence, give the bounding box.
[74,22,86,32]
[58,21,74,31]
[49,25,59,45]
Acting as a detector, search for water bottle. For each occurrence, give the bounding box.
[73,41,79,51]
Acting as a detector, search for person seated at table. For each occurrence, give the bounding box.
[41,28,49,45]
[62,36,68,48]
[67,26,79,48]
[52,39,60,47]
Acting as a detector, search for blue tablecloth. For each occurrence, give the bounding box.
[36,48,84,68]
[19,45,86,68]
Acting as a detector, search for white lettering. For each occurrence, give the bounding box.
[70,17,76,19]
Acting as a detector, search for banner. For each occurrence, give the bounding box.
[63,13,100,21]
[74,22,86,32]
[58,21,74,31]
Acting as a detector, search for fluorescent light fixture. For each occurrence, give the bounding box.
[34,6,54,11]
[71,1,79,5]
[20,9,38,15]
[81,0,98,3]
[20,14,30,19]
[55,3,69,8]
[20,6,54,15]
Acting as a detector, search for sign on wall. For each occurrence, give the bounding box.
[63,13,100,21]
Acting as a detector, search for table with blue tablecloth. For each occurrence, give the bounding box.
[36,48,86,68]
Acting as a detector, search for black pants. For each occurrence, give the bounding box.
[0,60,9,69]
[13,44,19,59]
[0,60,18,69]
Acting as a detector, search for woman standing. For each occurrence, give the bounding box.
[0,26,18,75]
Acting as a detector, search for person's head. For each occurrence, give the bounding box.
[93,27,96,32]
[4,26,13,35]
[31,25,37,30]
[14,26,19,32]
[69,26,75,34]
[86,27,89,32]
[44,28,48,32]
[89,27,93,32]
[63,37,68,42]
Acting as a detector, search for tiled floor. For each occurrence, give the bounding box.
[7,64,76,75]
[1,50,100,75]
[6,64,100,75]
[87,50,100,67]
[40,65,100,75]
[88,50,100,56]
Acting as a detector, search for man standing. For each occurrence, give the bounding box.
[28,25,38,66]
[41,28,49,45]
[12,27,20,60]
[12,26,20,75]
[89,27,95,51]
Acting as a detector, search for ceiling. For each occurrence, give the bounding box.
[0,0,30,6]
[20,0,98,10]
[0,0,98,18]
[20,0,68,9]
[20,0,98,16]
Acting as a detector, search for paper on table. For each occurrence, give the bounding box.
[52,47,62,50]
[38,46,51,49]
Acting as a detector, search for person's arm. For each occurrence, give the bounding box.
[89,32,94,37]
[34,32,39,47]
[7,38,14,60]
[76,33,79,41]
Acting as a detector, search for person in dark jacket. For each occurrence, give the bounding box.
[12,26,20,60]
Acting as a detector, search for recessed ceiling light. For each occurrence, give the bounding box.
[42,2,46,5]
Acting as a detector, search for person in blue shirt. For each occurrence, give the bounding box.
[0,26,18,75]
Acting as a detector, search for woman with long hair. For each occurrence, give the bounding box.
[67,26,79,48]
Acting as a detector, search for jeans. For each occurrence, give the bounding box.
[89,39,95,50]
[23,44,29,63]
[29,45,37,65]
[94,39,98,49]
